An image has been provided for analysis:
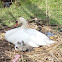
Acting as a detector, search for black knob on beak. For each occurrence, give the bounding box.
[15,21,18,23]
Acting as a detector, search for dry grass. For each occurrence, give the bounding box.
[0,22,62,62]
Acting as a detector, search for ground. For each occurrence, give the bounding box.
[0,21,62,62]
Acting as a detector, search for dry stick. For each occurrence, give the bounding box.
[21,52,24,62]
[46,0,48,25]
[50,49,59,62]
[43,41,62,62]
[48,42,62,62]
[21,48,24,62]
[48,6,51,25]
[49,42,62,53]
[46,0,48,19]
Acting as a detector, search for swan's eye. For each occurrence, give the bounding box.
[16,47,18,49]
[20,23,22,26]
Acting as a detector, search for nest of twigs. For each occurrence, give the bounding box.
[0,18,62,62]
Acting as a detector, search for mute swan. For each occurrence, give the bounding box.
[5,17,55,50]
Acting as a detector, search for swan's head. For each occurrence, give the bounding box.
[15,17,28,28]
[15,41,28,51]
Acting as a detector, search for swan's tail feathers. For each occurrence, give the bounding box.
[46,39,55,44]
[49,40,55,44]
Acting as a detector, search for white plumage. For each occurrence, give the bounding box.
[5,17,55,50]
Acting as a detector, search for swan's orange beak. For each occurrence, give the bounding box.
[15,23,18,27]
[15,21,18,27]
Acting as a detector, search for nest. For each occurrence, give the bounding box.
[0,20,62,62]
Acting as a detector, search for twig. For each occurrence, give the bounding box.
[50,50,59,62]
[49,42,62,53]
[21,48,24,62]
[21,54,24,62]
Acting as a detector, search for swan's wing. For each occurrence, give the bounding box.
[25,29,55,45]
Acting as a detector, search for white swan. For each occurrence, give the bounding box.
[5,17,55,49]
